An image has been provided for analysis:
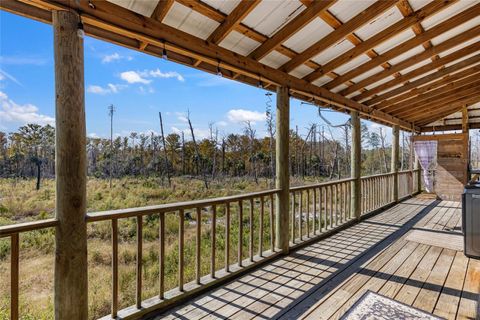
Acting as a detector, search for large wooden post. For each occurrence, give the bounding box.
[275,86,290,254]
[391,125,400,202]
[53,10,88,319]
[414,153,422,193]
[350,111,361,219]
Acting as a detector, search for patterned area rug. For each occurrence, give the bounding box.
[340,291,445,320]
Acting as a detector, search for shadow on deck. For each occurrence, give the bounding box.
[153,198,479,320]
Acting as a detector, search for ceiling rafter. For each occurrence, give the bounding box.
[339,25,480,96]
[382,74,480,113]
[373,66,480,110]
[322,1,475,90]
[351,43,480,102]
[305,0,455,84]
[207,0,261,44]
[415,99,480,125]
[396,0,439,64]
[22,0,415,130]
[173,0,332,72]
[393,82,480,117]
[421,123,480,132]
[280,0,398,73]
[248,0,336,61]
[151,0,174,22]
[405,93,480,122]
[364,55,480,106]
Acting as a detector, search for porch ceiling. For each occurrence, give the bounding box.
[2,0,480,132]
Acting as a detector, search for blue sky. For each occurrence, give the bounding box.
[0,10,385,141]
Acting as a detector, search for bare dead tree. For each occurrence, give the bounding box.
[379,127,389,173]
[188,111,208,189]
[265,92,275,187]
[159,112,171,187]
[244,121,258,185]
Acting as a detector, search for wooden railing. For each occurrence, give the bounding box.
[289,178,353,244]
[1,171,423,319]
[361,173,395,215]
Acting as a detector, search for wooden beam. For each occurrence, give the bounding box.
[421,123,480,132]
[462,105,469,133]
[394,85,480,118]
[364,54,480,106]
[408,94,480,124]
[281,0,397,73]
[275,86,289,254]
[53,10,88,319]
[248,0,336,61]
[324,3,478,89]
[207,0,261,44]
[151,0,174,22]
[305,0,456,83]
[340,25,480,96]
[396,0,439,63]
[385,78,480,115]
[350,111,361,219]
[412,133,466,141]
[373,67,480,110]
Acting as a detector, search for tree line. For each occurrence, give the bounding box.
[0,120,413,190]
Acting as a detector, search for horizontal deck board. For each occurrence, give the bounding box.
[153,198,478,320]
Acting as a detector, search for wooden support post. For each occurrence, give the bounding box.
[350,111,361,220]
[414,153,421,193]
[462,105,469,184]
[53,10,88,320]
[392,125,400,202]
[275,86,290,254]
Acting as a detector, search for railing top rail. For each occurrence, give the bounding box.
[398,169,418,174]
[289,178,355,192]
[0,218,58,238]
[87,188,280,222]
[361,172,395,180]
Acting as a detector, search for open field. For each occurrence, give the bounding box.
[0,176,325,319]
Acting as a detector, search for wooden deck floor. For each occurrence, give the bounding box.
[154,197,480,320]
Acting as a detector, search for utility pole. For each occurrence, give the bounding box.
[108,104,115,188]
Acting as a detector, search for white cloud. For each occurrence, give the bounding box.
[87,83,126,95]
[171,126,209,139]
[175,112,188,123]
[120,71,151,84]
[148,69,185,82]
[120,69,185,85]
[101,53,132,63]
[0,91,54,126]
[227,109,266,124]
[216,121,228,127]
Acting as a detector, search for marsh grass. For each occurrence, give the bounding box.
[0,176,328,319]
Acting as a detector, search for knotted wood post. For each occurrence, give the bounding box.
[53,10,88,319]
[275,86,290,254]
[350,111,361,219]
[392,125,399,202]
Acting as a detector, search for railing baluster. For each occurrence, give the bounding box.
[196,207,201,284]
[211,205,216,278]
[11,234,19,320]
[225,203,230,272]
[323,186,327,230]
[136,215,143,309]
[238,200,243,267]
[313,188,317,235]
[270,194,274,252]
[299,191,303,240]
[179,209,184,291]
[249,198,254,262]
[291,192,295,243]
[334,184,338,227]
[329,185,333,229]
[111,219,118,317]
[306,189,310,237]
[159,212,165,299]
[259,197,264,257]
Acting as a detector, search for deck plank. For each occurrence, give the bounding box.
[153,198,478,320]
